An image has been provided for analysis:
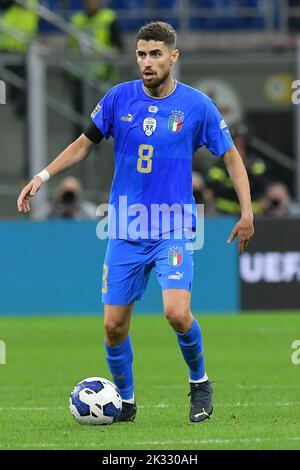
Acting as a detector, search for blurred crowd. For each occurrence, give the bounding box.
[1,0,299,220]
[34,176,98,220]
[0,0,123,121]
[192,123,300,219]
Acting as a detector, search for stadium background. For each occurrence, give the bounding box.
[0,0,300,451]
[1,0,299,314]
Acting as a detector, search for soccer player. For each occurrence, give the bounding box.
[17,22,254,423]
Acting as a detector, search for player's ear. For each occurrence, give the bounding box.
[135,49,141,61]
[171,49,179,64]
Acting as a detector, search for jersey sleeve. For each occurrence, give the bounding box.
[197,98,234,157]
[91,85,119,139]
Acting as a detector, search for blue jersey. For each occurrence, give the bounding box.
[92,80,233,240]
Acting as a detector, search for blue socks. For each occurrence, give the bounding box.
[175,319,206,382]
[105,336,134,400]
[105,321,205,399]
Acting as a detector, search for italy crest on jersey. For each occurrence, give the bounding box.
[168,247,183,267]
[143,117,157,136]
[168,110,184,133]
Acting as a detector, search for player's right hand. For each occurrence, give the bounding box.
[17,176,43,213]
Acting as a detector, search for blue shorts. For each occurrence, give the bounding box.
[101,237,194,305]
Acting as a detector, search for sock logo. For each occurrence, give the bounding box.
[112,372,125,381]
[189,351,204,363]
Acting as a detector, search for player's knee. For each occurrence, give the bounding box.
[104,319,127,345]
[164,306,191,332]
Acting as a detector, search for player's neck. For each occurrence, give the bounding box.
[143,76,176,99]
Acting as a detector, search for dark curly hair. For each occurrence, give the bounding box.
[136,22,177,49]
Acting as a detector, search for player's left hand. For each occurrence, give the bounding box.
[227,216,254,255]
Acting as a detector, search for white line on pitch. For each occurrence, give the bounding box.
[0,401,299,412]
[2,437,300,449]
[131,437,300,446]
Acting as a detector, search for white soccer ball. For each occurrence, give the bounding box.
[69,376,122,425]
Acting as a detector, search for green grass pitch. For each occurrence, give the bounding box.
[0,313,299,450]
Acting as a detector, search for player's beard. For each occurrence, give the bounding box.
[142,69,170,91]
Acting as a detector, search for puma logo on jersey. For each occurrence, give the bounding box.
[121,114,134,122]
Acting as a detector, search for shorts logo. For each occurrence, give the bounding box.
[168,271,184,280]
[168,247,183,266]
[143,117,157,136]
[168,110,184,133]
